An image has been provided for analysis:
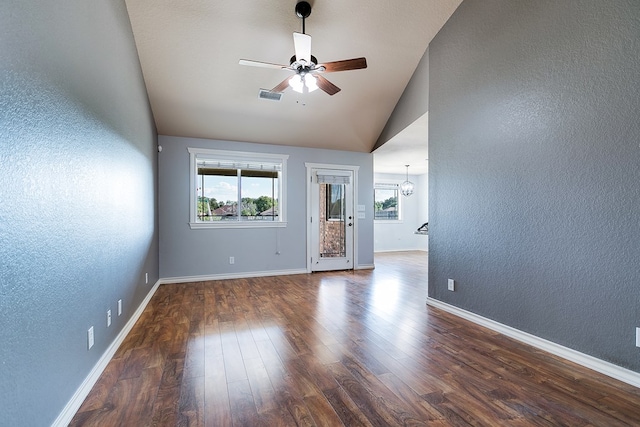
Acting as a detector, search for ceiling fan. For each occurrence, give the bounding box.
[239,1,367,96]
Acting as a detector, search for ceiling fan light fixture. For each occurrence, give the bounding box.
[401,165,415,197]
[304,73,318,92]
[289,75,304,93]
[289,73,318,93]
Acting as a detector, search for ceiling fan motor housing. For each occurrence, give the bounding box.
[290,54,318,68]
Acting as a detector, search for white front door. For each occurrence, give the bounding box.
[309,168,354,271]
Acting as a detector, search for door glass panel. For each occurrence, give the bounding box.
[319,183,346,258]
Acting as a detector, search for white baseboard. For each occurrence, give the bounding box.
[356,264,375,270]
[159,268,308,284]
[426,297,640,389]
[374,249,429,253]
[52,280,162,427]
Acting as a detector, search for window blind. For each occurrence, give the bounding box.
[197,159,281,178]
[316,171,351,185]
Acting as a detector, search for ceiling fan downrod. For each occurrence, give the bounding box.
[295,1,312,34]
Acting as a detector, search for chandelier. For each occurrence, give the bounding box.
[401,165,414,197]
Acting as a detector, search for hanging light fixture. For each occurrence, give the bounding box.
[401,165,414,196]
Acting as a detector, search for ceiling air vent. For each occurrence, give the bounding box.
[258,89,283,101]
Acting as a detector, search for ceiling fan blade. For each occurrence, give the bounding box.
[271,76,291,93]
[239,59,288,70]
[319,57,367,73]
[315,75,341,96]
[293,32,311,63]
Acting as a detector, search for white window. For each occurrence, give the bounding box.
[374,183,400,221]
[188,148,288,229]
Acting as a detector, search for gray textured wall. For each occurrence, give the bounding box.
[429,0,640,371]
[0,1,158,425]
[159,135,374,279]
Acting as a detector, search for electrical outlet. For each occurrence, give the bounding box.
[229,256,235,265]
[448,279,455,291]
[117,299,122,316]
[636,327,640,348]
[87,326,94,350]
[107,310,112,327]
[145,272,148,284]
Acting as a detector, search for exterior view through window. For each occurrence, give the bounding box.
[197,165,279,221]
[374,184,399,220]
[326,184,344,221]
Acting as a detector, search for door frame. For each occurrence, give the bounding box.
[305,163,360,273]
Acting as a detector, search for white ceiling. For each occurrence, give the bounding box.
[124,0,461,166]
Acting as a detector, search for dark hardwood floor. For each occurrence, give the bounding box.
[70,251,640,426]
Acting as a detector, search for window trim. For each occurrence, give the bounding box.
[374,182,402,222]
[188,147,288,229]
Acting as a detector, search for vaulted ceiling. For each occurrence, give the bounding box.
[124,0,461,168]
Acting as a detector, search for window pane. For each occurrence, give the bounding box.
[196,167,280,222]
[374,188,398,220]
[319,183,346,257]
[326,184,344,220]
[240,173,279,221]
[197,172,238,221]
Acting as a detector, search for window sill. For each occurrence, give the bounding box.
[189,221,287,230]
